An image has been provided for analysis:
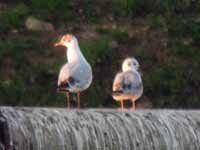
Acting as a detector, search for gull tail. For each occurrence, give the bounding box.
[112,90,123,96]
[57,83,70,92]
[56,87,69,92]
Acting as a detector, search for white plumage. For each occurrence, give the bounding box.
[55,34,92,108]
[58,59,92,92]
[112,57,143,110]
[56,34,92,92]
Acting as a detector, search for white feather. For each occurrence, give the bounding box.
[112,58,143,101]
[57,35,92,93]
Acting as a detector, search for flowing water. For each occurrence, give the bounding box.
[0,107,200,150]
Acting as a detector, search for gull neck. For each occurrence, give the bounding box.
[66,43,87,63]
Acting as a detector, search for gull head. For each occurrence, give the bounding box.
[54,34,78,48]
[122,57,140,72]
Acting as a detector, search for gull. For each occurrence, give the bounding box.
[54,34,92,109]
[112,57,143,111]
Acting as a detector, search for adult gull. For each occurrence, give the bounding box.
[54,34,92,109]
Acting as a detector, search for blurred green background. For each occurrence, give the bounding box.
[0,0,199,108]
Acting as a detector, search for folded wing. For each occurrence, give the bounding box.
[112,71,143,96]
[57,63,79,91]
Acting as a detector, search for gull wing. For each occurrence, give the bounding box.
[57,63,78,86]
[112,71,143,96]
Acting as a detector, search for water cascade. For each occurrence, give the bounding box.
[0,107,200,150]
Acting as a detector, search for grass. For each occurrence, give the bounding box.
[146,15,165,29]
[112,0,144,16]
[0,3,29,31]
[0,0,200,108]
[96,28,129,42]
[0,31,65,106]
[31,0,72,21]
[80,36,112,67]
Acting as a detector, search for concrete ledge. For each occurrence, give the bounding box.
[0,107,200,150]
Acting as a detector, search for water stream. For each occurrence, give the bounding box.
[0,107,200,150]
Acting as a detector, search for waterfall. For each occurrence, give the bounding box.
[0,107,200,150]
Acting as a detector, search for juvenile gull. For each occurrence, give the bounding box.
[54,34,92,109]
[112,57,143,110]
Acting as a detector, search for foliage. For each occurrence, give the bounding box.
[96,28,129,44]
[31,0,72,22]
[80,36,112,67]
[165,15,200,46]
[190,21,200,45]
[0,0,200,108]
[0,33,65,106]
[0,3,29,31]
[79,36,115,107]
[112,0,199,17]
[146,15,165,29]
[113,0,144,16]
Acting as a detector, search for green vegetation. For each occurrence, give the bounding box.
[0,0,199,108]
[0,3,29,31]
[146,15,165,29]
[96,28,129,42]
[31,0,72,22]
[80,36,112,67]
[0,33,64,106]
[113,0,144,16]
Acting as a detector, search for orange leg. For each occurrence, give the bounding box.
[66,92,71,109]
[77,92,81,109]
[132,101,135,111]
[120,100,124,110]
[131,97,137,111]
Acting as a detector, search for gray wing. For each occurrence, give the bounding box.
[113,71,143,96]
[57,62,92,92]
[112,72,124,92]
[57,63,80,87]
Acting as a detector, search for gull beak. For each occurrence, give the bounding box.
[54,41,64,47]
